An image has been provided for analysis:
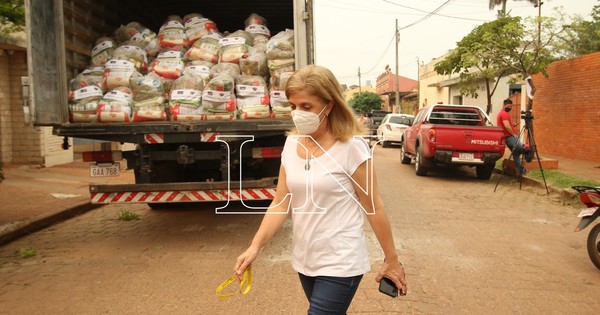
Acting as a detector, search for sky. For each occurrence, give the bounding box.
[313,0,599,87]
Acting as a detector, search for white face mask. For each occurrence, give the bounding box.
[291,106,327,135]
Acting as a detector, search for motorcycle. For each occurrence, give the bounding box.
[573,185,600,270]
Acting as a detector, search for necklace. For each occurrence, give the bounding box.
[305,140,321,171]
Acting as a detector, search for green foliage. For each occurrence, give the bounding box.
[348,91,383,114]
[527,169,600,189]
[0,0,24,35]
[18,247,37,259]
[117,210,141,221]
[559,2,600,57]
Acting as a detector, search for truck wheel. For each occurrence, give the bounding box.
[382,140,389,148]
[400,142,411,164]
[587,223,600,270]
[476,164,494,180]
[415,146,429,176]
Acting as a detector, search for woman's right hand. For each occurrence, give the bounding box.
[234,245,260,281]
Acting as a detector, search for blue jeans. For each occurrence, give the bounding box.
[298,273,363,314]
[505,136,525,172]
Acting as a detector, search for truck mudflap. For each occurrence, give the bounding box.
[89,178,277,204]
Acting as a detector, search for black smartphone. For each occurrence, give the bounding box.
[378,277,398,298]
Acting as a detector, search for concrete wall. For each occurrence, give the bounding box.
[0,49,72,167]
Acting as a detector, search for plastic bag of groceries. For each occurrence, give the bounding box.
[114,22,160,58]
[184,34,221,65]
[235,75,269,120]
[149,49,186,80]
[130,72,167,121]
[168,72,204,121]
[184,61,212,86]
[201,74,236,120]
[239,46,268,78]
[70,66,105,93]
[269,90,292,119]
[97,87,133,123]
[218,30,253,64]
[91,37,116,66]
[266,29,295,72]
[158,16,189,49]
[68,84,103,123]
[210,62,240,79]
[183,13,219,45]
[102,59,141,91]
[244,13,270,51]
[109,44,148,73]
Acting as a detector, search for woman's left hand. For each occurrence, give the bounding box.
[376,258,407,296]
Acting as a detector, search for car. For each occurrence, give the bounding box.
[376,113,414,147]
[370,110,391,135]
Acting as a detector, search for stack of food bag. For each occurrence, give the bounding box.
[157,16,189,49]
[68,67,105,122]
[183,13,219,46]
[97,87,133,122]
[201,74,236,120]
[236,75,269,119]
[266,29,295,88]
[168,72,204,121]
[131,72,167,121]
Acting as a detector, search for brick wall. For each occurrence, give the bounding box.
[531,52,600,163]
[0,51,11,163]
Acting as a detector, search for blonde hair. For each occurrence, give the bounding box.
[285,65,365,141]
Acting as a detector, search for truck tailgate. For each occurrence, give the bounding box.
[431,125,504,152]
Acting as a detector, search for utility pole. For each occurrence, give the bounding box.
[416,56,420,112]
[535,0,543,46]
[358,67,362,93]
[395,19,400,113]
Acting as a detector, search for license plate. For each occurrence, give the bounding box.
[90,162,120,177]
[459,152,474,160]
[577,207,599,218]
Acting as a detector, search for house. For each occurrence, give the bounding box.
[375,72,417,113]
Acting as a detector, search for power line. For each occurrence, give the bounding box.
[382,0,487,23]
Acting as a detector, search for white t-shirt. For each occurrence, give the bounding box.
[281,135,372,277]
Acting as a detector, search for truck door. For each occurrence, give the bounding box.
[25,0,69,125]
[294,0,314,67]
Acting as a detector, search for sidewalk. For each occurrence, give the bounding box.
[0,156,598,245]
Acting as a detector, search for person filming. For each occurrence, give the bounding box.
[497,99,527,174]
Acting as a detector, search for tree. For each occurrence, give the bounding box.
[348,92,383,114]
[0,0,24,36]
[558,2,600,57]
[489,0,540,17]
[434,13,562,114]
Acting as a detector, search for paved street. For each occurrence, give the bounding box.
[0,147,598,314]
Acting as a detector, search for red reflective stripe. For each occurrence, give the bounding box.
[125,192,138,202]
[260,189,274,199]
[153,191,166,202]
[191,191,207,201]
[246,190,260,199]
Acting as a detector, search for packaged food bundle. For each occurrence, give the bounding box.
[168,73,204,121]
[130,72,167,121]
[235,75,269,119]
[201,74,236,120]
[97,87,133,123]
[184,62,212,85]
[109,44,148,73]
[244,13,270,51]
[210,62,240,79]
[158,16,189,49]
[114,22,160,58]
[102,59,140,91]
[218,30,253,64]
[184,34,221,65]
[266,29,295,74]
[70,66,105,93]
[183,13,219,45]
[68,84,103,123]
[269,90,292,119]
[239,46,268,78]
[149,50,186,80]
[269,71,294,92]
[91,37,116,66]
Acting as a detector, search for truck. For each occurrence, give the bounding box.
[400,104,505,180]
[25,0,314,208]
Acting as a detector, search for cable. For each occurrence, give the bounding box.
[382,0,487,23]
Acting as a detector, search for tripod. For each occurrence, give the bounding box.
[494,109,549,194]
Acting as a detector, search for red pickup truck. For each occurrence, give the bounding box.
[400,104,505,179]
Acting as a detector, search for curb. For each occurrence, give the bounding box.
[494,168,578,201]
[0,202,102,246]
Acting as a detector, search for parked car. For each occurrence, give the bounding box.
[401,104,505,179]
[376,114,414,147]
[370,110,392,135]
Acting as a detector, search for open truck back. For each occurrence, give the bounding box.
[25,0,314,207]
